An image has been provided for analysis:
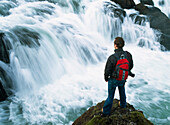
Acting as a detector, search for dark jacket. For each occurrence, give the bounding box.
[104,48,133,81]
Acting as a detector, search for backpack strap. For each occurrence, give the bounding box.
[124,51,128,59]
[114,51,127,60]
[112,52,121,78]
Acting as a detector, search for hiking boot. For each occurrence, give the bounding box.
[100,112,110,117]
[118,101,126,108]
[118,101,120,106]
[100,108,110,117]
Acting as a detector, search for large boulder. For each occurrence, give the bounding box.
[110,0,135,9]
[140,0,154,6]
[135,3,170,50]
[73,99,153,125]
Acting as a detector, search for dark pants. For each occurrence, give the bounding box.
[103,79,126,115]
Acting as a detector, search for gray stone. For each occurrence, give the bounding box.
[140,0,154,6]
[110,0,135,9]
[135,3,170,50]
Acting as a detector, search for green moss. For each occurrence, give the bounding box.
[87,116,112,125]
[130,111,153,125]
[109,115,119,121]
[87,116,100,125]
[121,114,128,119]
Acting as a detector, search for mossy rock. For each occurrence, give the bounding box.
[73,99,153,125]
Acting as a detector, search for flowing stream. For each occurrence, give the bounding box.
[0,0,170,124]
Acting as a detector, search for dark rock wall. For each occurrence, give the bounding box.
[135,3,170,50]
[140,0,154,5]
[110,0,170,50]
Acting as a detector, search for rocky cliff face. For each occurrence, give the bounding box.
[134,3,170,50]
[109,0,170,50]
[73,99,153,125]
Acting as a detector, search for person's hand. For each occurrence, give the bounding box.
[129,71,135,78]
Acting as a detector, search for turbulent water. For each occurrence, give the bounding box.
[0,0,170,124]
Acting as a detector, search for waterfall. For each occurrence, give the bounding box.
[0,0,170,124]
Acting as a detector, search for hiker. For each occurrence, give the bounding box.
[102,37,134,116]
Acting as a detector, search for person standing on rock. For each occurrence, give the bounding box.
[102,37,134,116]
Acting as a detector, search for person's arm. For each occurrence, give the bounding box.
[127,52,133,71]
[127,51,135,77]
[104,56,114,82]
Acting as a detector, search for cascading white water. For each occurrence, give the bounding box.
[0,0,170,124]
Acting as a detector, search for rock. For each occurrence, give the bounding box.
[129,14,148,25]
[0,27,40,64]
[0,27,40,102]
[0,1,17,16]
[73,99,153,125]
[1,26,41,54]
[102,1,126,40]
[0,81,8,102]
[135,3,170,50]
[158,0,165,6]
[0,66,14,102]
[10,26,41,48]
[70,0,81,13]
[110,0,135,9]
[0,33,12,64]
[104,2,126,23]
[140,0,154,6]
[0,67,13,96]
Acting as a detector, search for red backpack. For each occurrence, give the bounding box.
[113,51,129,81]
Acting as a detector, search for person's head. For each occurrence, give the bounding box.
[114,37,125,49]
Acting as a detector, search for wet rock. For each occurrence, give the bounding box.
[0,26,41,63]
[110,0,135,9]
[140,0,154,6]
[138,39,150,48]
[73,99,153,125]
[135,3,170,50]
[129,14,148,25]
[33,7,54,16]
[10,26,41,48]
[0,81,7,102]
[0,66,14,102]
[0,1,17,16]
[0,67,13,96]
[70,0,81,13]
[0,33,12,64]
[158,0,165,6]
[104,2,126,23]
